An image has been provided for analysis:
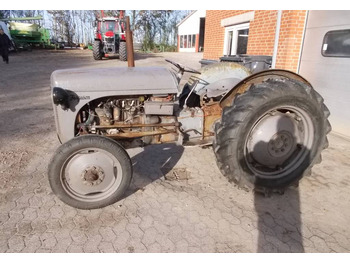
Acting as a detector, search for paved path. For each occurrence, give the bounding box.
[0,50,349,252]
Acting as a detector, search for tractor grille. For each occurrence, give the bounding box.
[105,37,114,43]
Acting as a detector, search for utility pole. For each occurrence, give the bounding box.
[125,16,135,67]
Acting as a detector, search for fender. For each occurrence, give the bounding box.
[219,69,312,108]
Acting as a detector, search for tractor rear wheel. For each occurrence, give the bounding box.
[48,135,132,209]
[214,78,331,194]
[119,41,127,61]
[93,40,103,60]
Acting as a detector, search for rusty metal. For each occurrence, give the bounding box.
[105,128,176,138]
[156,116,179,143]
[95,108,112,126]
[95,122,178,129]
[202,103,222,138]
[158,132,178,143]
[219,69,312,109]
[125,16,135,67]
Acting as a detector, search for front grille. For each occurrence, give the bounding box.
[105,37,114,43]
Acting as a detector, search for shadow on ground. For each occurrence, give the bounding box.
[251,115,307,252]
[124,144,185,197]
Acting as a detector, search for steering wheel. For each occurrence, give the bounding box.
[165,59,201,74]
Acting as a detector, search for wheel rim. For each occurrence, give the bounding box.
[244,106,314,179]
[60,147,123,202]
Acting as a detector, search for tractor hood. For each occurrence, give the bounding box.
[50,66,179,95]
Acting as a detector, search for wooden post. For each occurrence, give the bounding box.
[125,16,135,67]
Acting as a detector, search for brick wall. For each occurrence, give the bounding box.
[275,10,307,72]
[246,10,278,55]
[203,10,307,72]
[204,10,249,59]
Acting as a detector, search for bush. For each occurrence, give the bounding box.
[142,43,177,53]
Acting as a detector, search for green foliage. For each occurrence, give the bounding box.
[131,10,191,52]
[142,43,177,53]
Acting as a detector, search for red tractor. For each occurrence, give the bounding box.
[93,11,127,61]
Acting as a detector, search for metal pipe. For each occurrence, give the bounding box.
[105,129,176,138]
[95,122,178,129]
[272,10,282,69]
[297,11,309,74]
[125,16,135,67]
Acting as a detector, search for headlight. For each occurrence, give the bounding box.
[52,87,69,110]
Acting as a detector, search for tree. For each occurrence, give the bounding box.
[0,10,10,20]
[130,10,190,52]
[2,10,191,50]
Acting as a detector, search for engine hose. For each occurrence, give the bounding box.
[77,110,95,128]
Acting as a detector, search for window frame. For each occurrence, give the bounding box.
[179,34,197,50]
[321,29,350,58]
[223,22,250,56]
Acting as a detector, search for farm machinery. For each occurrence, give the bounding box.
[0,16,51,50]
[93,11,127,61]
[49,47,330,209]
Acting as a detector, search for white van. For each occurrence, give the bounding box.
[299,11,350,138]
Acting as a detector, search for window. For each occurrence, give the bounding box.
[322,29,350,57]
[224,23,249,56]
[102,21,118,34]
[191,35,196,48]
[179,34,196,49]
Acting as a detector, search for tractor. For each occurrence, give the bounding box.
[49,56,330,209]
[92,11,127,61]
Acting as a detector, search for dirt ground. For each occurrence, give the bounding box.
[0,49,349,253]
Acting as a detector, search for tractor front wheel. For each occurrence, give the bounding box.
[119,41,127,61]
[93,40,103,60]
[48,135,132,209]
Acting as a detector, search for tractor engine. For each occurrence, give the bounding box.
[76,96,178,146]
[94,97,143,126]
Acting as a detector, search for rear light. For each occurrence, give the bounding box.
[121,33,126,41]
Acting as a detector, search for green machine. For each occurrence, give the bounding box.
[1,16,51,49]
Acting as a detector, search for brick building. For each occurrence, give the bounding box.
[199,10,350,138]
[203,10,307,72]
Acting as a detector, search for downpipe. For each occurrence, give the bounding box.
[272,10,282,69]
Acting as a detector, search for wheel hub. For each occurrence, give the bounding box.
[246,111,299,169]
[81,166,105,186]
[268,131,294,158]
[244,105,315,178]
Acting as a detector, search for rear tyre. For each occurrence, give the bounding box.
[214,78,331,193]
[48,135,132,209]
[119,41,127,61]
[93,40,103,60]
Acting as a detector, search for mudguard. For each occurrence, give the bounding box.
[219,69,312,108]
